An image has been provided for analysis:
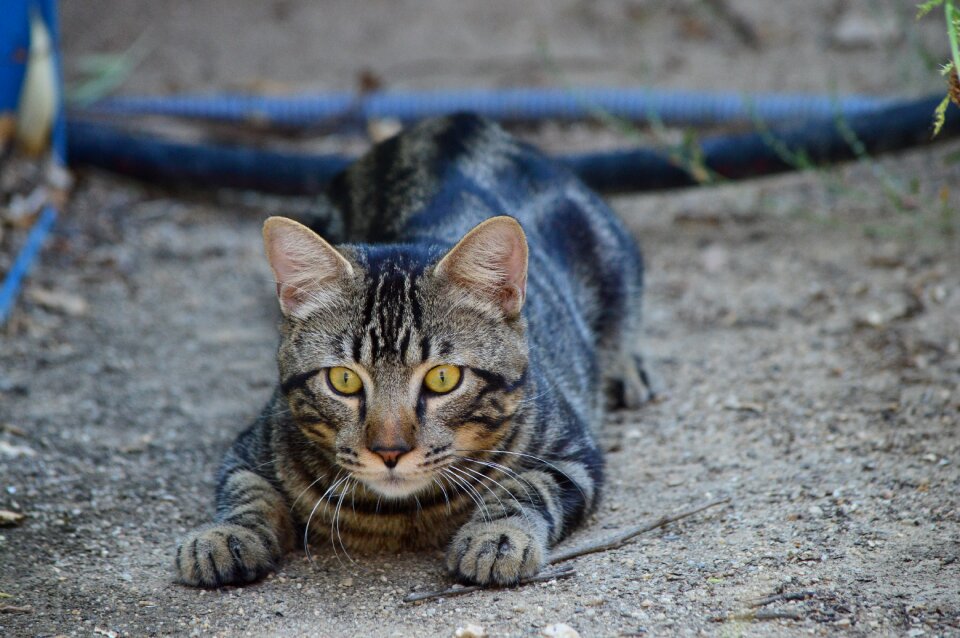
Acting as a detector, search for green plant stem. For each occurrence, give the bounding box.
[948,1,960,75]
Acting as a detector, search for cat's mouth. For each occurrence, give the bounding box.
[354,470,434,499]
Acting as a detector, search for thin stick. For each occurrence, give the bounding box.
[403,497,730,604]
[709,610,805,623]
[548,497,731,564]
[702,0,760,49]
[402,565,575,603]
[748,590,818,608]
[0,605,32,614]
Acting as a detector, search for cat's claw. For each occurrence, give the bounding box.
[175,523,279,587]
[446,518,546,586]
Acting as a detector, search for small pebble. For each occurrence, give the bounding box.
[542,623,580,638]
[454,624,487,638]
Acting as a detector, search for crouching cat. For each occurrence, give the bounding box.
[175,114,649,587]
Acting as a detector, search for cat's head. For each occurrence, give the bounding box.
[263,216,529,499]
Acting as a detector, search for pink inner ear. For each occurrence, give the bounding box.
[263,218,352,316]
[438,217,529,315]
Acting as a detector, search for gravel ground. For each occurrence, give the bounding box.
[3,1,960,636]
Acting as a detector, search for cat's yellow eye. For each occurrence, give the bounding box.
[328,367,363,395]
[423,365,462,394]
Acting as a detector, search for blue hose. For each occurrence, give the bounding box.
[0,206,59,324]
[88,87,895,128]
[67,93,959,195]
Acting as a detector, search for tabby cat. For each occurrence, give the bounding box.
[175,114,649,588]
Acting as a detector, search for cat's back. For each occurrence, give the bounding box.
[317,114,641,295]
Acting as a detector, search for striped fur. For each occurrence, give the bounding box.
[175,114,649,588]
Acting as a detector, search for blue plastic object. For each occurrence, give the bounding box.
[0,0,65,325]
[0,206,58,324]
[89,87,895,128]
[0,3,30,114]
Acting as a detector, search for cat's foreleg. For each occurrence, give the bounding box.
[175,468,295,587]
[445,460,596,585]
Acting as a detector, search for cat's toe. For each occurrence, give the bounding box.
[446,518,545,586]
[175,523,278,587]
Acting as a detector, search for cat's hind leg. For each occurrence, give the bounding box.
[175,469,295,587]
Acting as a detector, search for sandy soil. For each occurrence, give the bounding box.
[3,1,959,636]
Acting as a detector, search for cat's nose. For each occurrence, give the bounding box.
[369,444,411,469]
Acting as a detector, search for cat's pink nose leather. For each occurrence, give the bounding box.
[369,446,409,469]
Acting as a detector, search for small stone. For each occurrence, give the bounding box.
[0,510,26,527]
[641,599,654,608]
[454,624,487,638]
[808,505,824,517]
[831,10,900,49]
[26,287,88,316]
[339,577,353,587]
[542,623,580,638]
[0,441,36,459]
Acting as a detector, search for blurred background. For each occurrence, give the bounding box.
[61,0,946,96]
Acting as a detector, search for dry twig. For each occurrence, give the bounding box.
[403,565,575,603]
[403,497,731,603]
[548,497,731,564]
[749,590,818,608]
[0,605,32,614]
[702,0,761,49]
[710,609,805,623]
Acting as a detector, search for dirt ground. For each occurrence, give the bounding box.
[2,1,959,636]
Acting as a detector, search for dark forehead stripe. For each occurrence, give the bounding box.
[355,246,433,363]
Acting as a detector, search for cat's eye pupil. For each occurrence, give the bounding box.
[329,366,362,395]
[424,365,461,394]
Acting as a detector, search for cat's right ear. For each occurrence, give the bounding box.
[262,217,353,318]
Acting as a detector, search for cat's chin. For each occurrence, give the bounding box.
[358,473,434,499]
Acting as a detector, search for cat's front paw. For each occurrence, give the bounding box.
[175,523,279,587]
[446,518,546,586]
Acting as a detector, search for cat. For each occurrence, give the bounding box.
[175,113,650,588]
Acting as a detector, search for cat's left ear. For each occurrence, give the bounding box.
[262,216,353,318]
[435,216,528,317]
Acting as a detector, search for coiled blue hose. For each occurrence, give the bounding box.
[67,93,959,195]
[89,87,894,128]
